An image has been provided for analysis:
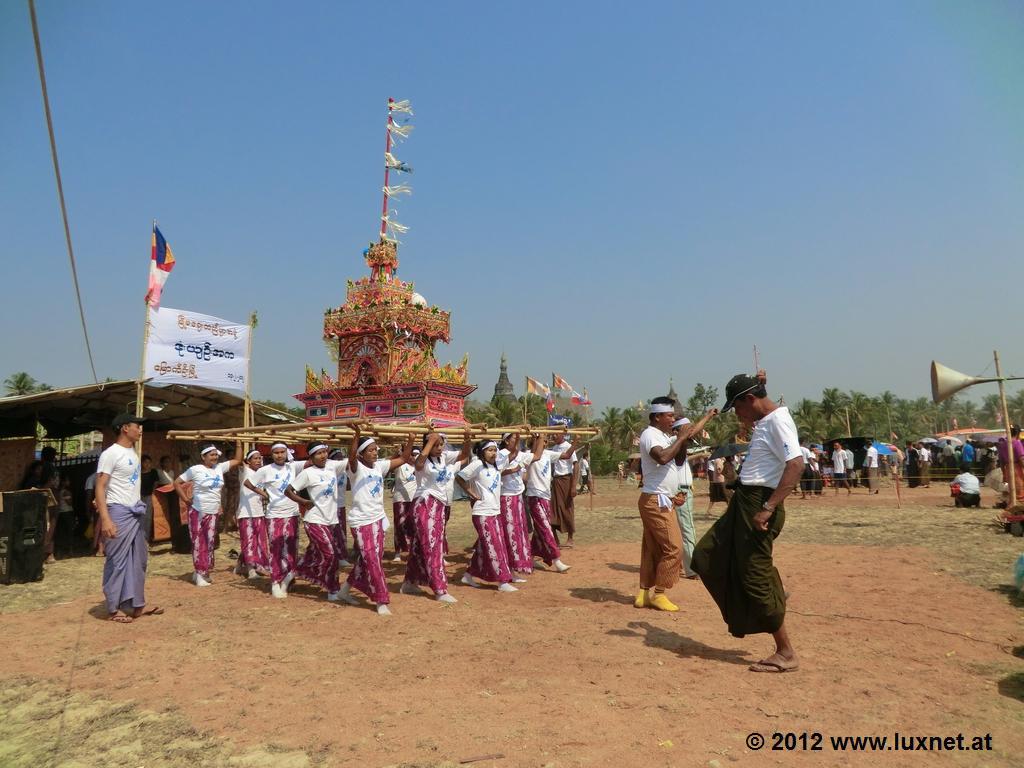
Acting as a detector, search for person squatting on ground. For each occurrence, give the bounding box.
[524,432,576,573]
[457,440,521,592]
[285,442,350,602]
[244,443,309,598]
[401,430,471,603]
[636,398,716,612]
[691,372,803,673]
[950,463,982,508]
[95,413,162,623]
[174,443,244,587]
[338,428,414,615]
[235,449,271,579]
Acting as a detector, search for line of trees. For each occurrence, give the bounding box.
[476,382,1024,476]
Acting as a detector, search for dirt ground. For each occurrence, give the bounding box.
[2,478,1023,768]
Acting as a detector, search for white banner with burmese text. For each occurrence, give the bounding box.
[145,306,249,393]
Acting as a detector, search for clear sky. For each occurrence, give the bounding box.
[2,1,1023,410]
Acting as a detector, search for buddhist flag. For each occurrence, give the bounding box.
[145,225,176,308]
[526,376,550,397]
[552,373,573,392]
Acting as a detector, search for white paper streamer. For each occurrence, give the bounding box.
[388,122,414,140]
[383,184,412,197]
[384,152,413,173]
[389,99,414,115]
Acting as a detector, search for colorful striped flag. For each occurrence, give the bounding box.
[571,389,592,406]
[552,373,573,392]
[145,225,176,308]
[526,376,550,397]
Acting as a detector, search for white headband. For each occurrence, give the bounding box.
[358,437,376,453]
[482,441,497,451]
[270,442,287,451]
[672,417,691,429]
[309,444,328,456]
[650,403,674,414]
[200,445,219,456]
[245,449,261,460]
[501,432,512,442]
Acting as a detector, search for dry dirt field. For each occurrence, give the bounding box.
[2,478,1023,768]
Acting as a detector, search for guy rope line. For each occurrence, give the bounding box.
[28,0,98,383]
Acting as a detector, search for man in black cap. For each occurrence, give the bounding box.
[95,413,162,622]
[691,370,803,672]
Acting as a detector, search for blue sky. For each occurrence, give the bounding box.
[2,1,1023,410]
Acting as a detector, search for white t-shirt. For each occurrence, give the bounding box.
[414,449,462,504]
[844,449,855,471]
[392,463,418,503]
[864,446,879,468]
[97,444,142,507]
[178,462,232,516]
[832,451,845,474]
[919,447,931,462]
[497,448,532,496]
[739,407,803,488]
[639,426,676,495]
[526,448,567,499]
[349,458,391,528]
[952,472,980,495]
[675,458,694,487]
[237,466,265,519]
[551,441,577,477]
[579,457,590,477]
[291,460,347,525]
[457,459,502,516]
[252,460,307,519]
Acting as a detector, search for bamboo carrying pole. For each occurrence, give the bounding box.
[994,350,1018,510]
[166,421,600,444]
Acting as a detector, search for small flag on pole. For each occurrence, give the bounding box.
[145,225,176,308]
[571,389,592,406]
[552,373,573,392]
[526,376,550,397]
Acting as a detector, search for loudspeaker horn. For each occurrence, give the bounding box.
[931,361,1002,403]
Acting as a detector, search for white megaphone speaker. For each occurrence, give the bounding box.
[930,360,1023,403]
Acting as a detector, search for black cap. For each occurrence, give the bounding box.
[111,412,147,430]
[722,373,760,412]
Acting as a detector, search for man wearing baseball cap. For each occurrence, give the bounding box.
[95,413,161,622]
[692,370,803,672]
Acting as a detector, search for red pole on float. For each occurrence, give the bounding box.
[380,97,394,240]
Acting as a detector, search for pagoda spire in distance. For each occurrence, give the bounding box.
[492,352,516,404]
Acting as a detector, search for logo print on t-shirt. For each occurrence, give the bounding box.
[128,459,140,486]
[316,475,336,500]
[368,475,383,497]
[487,470,500,492]
[436,467,451,484]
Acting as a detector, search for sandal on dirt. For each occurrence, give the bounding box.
[749,660,799,673]
[108,614,134,623]
[142,606,164,616]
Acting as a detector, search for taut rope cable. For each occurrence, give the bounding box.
[28,0,98,383]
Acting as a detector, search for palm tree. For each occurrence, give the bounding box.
[819,388,850,433]
[3,372,40,396]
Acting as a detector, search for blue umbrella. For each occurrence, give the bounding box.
[872,441,892,455]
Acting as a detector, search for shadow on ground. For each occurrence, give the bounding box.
[608,621,751,666]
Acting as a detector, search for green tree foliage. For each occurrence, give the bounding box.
[3,372,51,396]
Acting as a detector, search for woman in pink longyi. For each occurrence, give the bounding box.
[401,430,471,603]
[524,435,576,574]
[496,431,541,579]
[337,428,414,615]
[457,440,519,592]
[286,441,349,602]
[235,449,271,579]
[174,443,244,587]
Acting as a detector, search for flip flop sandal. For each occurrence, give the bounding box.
[108,614,134,623]
[142,606,165,616]
[749,660,799,673]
